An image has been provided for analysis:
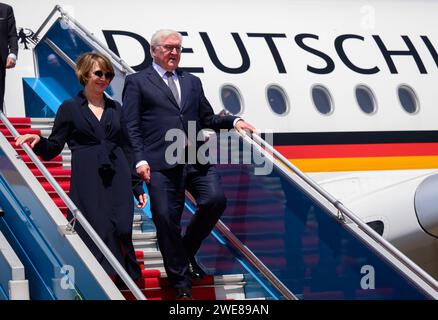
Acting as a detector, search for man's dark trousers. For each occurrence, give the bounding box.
[148,163,226,288]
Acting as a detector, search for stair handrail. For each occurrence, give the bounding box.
[240,130,438,295]
[33,5,135,74]
[0,112,147,300]
[32,5,59,41]
[214,220,299,299]
[185,193,298,300]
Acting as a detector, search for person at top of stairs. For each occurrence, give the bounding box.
[0,2,18,113]
[15,52,147,285]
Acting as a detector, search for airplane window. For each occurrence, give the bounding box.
[267,85,289,115]
[221,85,243,115]
[355,85,377,114]
[366,220,384,236]
[312,85,333,115]
[398,85,419,114]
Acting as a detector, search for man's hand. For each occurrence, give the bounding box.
[136,163,151,184]
[235,120,256,135]
[6,57,16,69]
[136,193,148,209]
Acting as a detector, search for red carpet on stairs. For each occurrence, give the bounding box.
[3,118,70,220]
[0,117,30,129]
[119,249,218,300]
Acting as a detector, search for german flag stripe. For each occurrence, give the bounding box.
[275,143,438,159]
[270,131,438,145]
[269,131,438,172]
[288,156,438,172]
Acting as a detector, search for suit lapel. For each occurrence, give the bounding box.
[177,69,190,112]
[146,67,180,110]
[101,95,114,136]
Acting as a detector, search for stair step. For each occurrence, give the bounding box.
[142,265,166,274]
[30,168,71,177]
[142,269,161,278]
[30,118,54,125]
[132,228,156,240]
[133,214,149,222]
[214,284,246,300]
[139,276,216,289]
[142,250,162,259]
[133,241,157,252]
[121,285,217,300]
[39,129,54,137]
[142,258,165,269]
[215,274,245,284]
[24,161,63,169]
[18,155,64,169]
[51,197,67,208]
[1,128,41,136]
[0,117,30,128]
[30,168,72,183]
[121,275,249,300]
[39,181,70,192]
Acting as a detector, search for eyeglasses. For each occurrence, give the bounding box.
[159,45,183,53]
[93,70,115,80]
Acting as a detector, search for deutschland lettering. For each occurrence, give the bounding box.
[102,31,438,74]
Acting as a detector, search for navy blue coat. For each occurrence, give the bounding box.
[34,91,142,280]
[0,3,18,111]
[122,66,237,171]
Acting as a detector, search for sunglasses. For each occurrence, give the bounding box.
[93,70,115,80]
[159,45,183,53]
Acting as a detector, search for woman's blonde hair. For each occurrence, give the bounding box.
[75,52,115,86]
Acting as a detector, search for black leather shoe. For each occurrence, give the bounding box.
[176,287,192,300]
[188,257,207,281]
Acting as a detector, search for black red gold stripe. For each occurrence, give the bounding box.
[270,131,438,172]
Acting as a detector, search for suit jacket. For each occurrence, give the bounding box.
[122,66,237,171]
[0,3,18,66]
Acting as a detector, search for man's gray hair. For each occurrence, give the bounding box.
[150,29,183,56]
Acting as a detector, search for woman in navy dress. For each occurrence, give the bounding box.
[16,52,147,283]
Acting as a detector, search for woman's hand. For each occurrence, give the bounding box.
[136,193,148,209]
[15,134,41,148]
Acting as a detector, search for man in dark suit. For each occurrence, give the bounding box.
[0,2,18,112]
[122,29,255,299]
